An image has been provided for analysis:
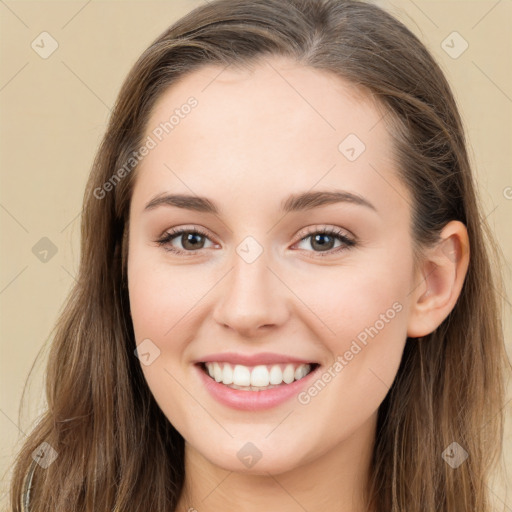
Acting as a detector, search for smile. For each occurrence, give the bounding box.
[201,362,316,390]
[195,360,321,411]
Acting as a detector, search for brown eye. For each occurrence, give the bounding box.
[179,232,207,250]
[295,227,356,257]
[308,233,337,251]
[156,228,214,255]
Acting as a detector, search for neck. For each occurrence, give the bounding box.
[175,412,377,512]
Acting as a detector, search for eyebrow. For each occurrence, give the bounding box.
[143,190,377,215]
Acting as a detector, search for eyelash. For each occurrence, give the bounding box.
[155,225,356,258]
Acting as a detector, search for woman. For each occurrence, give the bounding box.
[10,0,510,510]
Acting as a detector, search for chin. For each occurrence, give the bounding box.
[195,439,311,476]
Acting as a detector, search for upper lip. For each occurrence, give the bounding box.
[195,352,317,366]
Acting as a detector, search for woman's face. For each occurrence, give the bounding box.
[127,56,418,474]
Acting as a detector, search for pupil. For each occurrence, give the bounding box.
[313,234,333,251]
[184,233,203,249]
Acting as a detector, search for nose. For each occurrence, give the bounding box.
[212,248,290,338]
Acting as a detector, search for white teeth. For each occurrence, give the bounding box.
[282,364,295,384]
[213,362,222,382]
[295,365,307,380]
[222,363,233,385]
[204,362,313,389]
[250,365,269,387]
[269,365,283,385]
[232,365,251,386]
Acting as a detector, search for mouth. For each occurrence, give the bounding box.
[197,361,320,391]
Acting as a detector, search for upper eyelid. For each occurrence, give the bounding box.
[159,225,355,248]
[161,224,353,238]
[299,225,354,239]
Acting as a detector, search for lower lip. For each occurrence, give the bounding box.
[195,364,320,411]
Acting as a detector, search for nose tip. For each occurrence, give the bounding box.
[212,258,289,338]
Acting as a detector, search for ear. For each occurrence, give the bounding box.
[407,220,470,338]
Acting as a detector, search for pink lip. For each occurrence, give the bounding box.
[194,363,321,411]
[195,352,317,366]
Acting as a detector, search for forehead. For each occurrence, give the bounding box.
[131,56,408,219]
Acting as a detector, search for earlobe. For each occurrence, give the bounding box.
[407,221,470,338]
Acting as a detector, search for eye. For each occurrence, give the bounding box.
[293,226,356,257]
[155,226,216,255]
[155,225,356,257]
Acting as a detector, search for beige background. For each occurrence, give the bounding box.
[1,0,511,509]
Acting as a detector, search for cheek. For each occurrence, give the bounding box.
[127,248,205,431]
[331,273,407,347]
[293,250,412,429]
[294,251,411,351]
[127,244,205,342]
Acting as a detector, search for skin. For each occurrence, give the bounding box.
[127,56,469,512]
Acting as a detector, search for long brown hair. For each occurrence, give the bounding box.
[9,0,510,510]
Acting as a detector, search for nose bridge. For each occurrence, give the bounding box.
[212,236,288,335]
